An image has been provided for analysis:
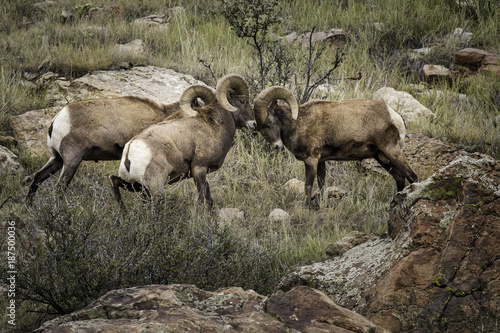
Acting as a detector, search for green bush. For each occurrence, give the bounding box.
[6,181,292,329]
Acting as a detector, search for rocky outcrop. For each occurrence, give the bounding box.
[34,284,388,333]
[403,133,490,179]
[363,132,490,180]
[278,155,500,332]
[12,66,205,157]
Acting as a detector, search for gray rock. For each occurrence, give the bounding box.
[134,15,168,30]
[283,178,304,195]
[0,146,24,176]
[373,87,436,123]
[269,208,290,222]
[423,64,452,81]
[34,284,388,332]
[113,39,145,57]
[218,208,245,224]
[12,66,206,156]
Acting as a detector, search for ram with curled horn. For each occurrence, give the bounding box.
[25,75,252,201]
[110,74,255,210]
[254,86,418,208]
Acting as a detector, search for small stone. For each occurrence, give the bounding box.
[218,208,245,224]
[269,208,290,222]
[423,64,452,82]
[284,178,304,195]
[120,61,134,70]
[114,39,145,57]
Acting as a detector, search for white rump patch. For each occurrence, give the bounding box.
[119,139,152,183]
[386,104,406,145]
[49,106,72,152]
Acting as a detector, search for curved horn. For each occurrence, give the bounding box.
[179,85,217,117]
[215,74,250,112]
[254,86,299,124]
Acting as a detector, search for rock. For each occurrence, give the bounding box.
[12,66,206,157]
[267,286,389,333]
[218,208,245,225]
[34,284,285,332]
[33,1,55,9]
[323,185,347,199]
[373,87,436,123]
[269,208,290,222]
[83,25,106,34]
[455,48,500,77]
[423,64,452,82]
[119,61,133,70]
[362,132,490,181]
[11,107,59,158]
[325,231,375,257]
[279,155,500,332]
[34,284,386,332]
[113,39,145,57]
[403,132,490,179]
[134,14,168,30]
[284,28,347,48]
[284,178,304,195]
[412,47,433,56]
[450,27,473,44]
[0,146,24,176]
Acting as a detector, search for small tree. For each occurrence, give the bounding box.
[220,0,354,102]
[220,0,282,91]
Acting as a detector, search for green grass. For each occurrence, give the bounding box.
[0,0,499,331]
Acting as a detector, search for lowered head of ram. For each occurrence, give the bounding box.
[253,86,418,208]
[110,75,255,210]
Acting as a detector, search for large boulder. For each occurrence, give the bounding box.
[34,284,388,332]
[12,66,206,157]
[278,154,500,332]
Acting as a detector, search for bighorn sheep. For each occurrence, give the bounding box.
[110,75,255,209]
[26,75,252,200]
[254,86,418,208]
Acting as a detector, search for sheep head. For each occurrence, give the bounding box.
[216,74,255,130]
[254,86,299,149]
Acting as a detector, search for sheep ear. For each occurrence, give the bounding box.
[269,100,277,111]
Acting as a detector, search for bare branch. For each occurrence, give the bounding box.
[198,57,218,85]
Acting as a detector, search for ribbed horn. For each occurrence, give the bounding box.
[179,85,217,117]
[254,86,299,125]
[215,74,250,112]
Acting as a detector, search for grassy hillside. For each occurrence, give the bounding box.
[0,0,499,331]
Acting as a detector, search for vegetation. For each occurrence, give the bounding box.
[0,0,499,331]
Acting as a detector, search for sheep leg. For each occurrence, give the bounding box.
[304,157,319,209]
[191,165,213,208]
[317,161,326,190]
[109,175,150,210]
[26,154,64,200]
